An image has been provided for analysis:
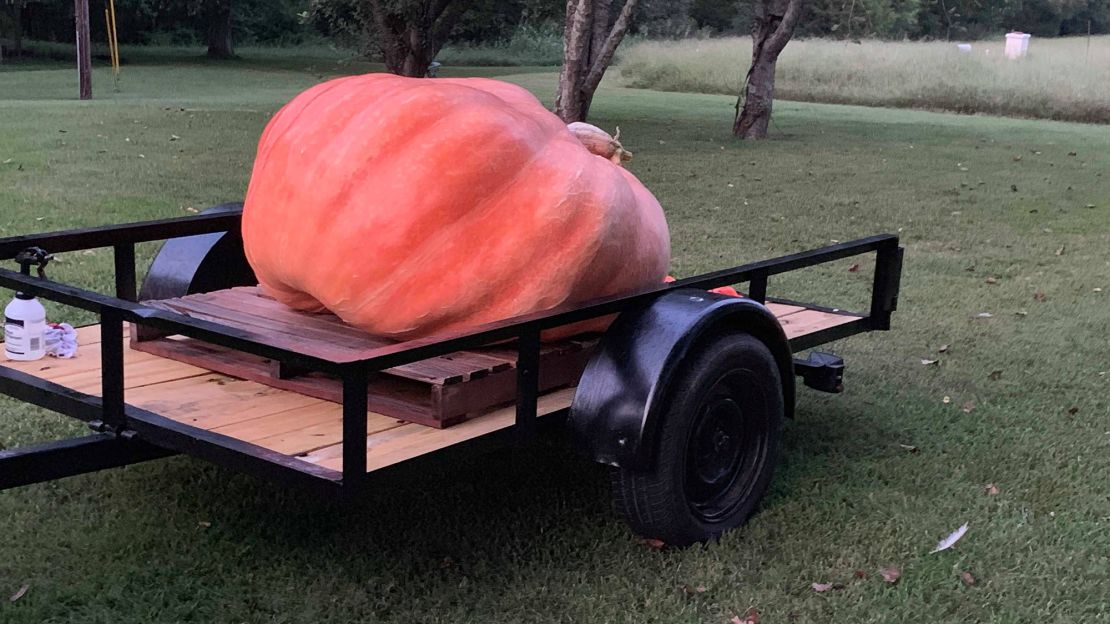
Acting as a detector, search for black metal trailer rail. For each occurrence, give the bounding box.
[0,208,902,494]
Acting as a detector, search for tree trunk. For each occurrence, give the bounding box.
[368,0,465,78]
[733,0,803,139]
[555,0,592,122]
[555,0,638,123]
[13,2,23,58]
[205,0,234,59]
[733,40,777,139]
[75,0,92,99]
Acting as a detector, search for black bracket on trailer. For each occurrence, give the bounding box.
[793,352,845,394]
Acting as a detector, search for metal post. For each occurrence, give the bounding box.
[869,242,903,330]
[113,243,136,301]
[748,273,768,303]
[515,327,540,438]
[99,307,125,431]
[341,367,368,490]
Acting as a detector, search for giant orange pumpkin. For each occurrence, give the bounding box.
[242,74,670,339]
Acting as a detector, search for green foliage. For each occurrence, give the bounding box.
[798,0,925,40]
[14,0,312,46]
[450,0,562,43]
[677,0,1110,39]
[439,21,564,66]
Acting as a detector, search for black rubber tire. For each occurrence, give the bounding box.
[611,332,785,546]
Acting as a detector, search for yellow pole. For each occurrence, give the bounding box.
[108,0,120,78]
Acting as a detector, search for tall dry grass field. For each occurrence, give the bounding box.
[621,36,1110,123]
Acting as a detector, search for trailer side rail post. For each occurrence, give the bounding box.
[868,239,904,330]
[113,242,136,302]
[748,272,768,304]
[515,326,541,439]
[96,307,127,433]
[341,366,369,492]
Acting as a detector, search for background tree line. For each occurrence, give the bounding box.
[3,0,1106,58]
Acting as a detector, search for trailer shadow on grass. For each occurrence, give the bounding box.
[82,396,899,581]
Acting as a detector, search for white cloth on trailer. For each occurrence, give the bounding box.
[45,323,78,358]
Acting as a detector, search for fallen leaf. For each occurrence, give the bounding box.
[931,523,969,553]
[680,584,708,595]
[811,582,842,593]
[984,483,1000,495]
[853,570,868,579]
[899,443,920,453]
[961,571,976,586]
[1033,292,1047,302]
[880,566,901,584]
[961,402,975,414]
[921,358,939,366]
[988,370,1003,381]
[848,263,860,273]
[637,537,666,550]
[938,344,950,353]
[984,277,998,284]
[9,584,29,602]
[731,607,760,624]
[1067,406,1079,415]
[943,396,951,404]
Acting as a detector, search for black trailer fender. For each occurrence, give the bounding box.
[568,289,795,470]
[138,202,252,301]
[135,203,254,338]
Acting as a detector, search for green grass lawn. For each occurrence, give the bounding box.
[1,51,1108,623]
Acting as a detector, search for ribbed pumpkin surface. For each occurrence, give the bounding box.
[242,74,669,339]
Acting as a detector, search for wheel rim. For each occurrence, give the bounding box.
[684,369,768,523]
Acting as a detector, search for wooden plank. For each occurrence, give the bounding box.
[2,329,205,393]
[301,387,577,473]
[125,374,326,430]
[778,309,858,339]
[248,408,404,457]
[144,289,513,385]
[130,336,443,427]
[765,302,807,317]
[0,325,113,379]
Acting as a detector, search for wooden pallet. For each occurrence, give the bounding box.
[130,287,597,428]
[1,302,859,474]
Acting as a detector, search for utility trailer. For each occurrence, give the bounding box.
[0,205,902,546]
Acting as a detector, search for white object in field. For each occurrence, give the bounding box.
[1005,32,1031,59]
[44,323,78,358]
[957,43,972,53]
[4,293,47,361]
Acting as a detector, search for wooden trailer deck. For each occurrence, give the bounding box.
[1,301,859,474]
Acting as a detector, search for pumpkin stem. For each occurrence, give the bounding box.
[567,121,633,167]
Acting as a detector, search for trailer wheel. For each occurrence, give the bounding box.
[611,332,784,546]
